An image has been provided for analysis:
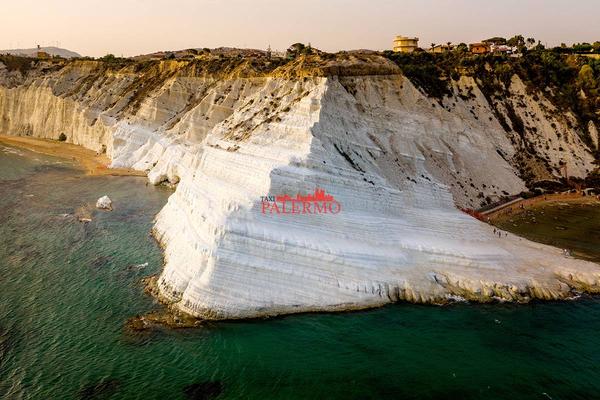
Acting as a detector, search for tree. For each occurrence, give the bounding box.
[593,41,600,53]
[483,37,507,45]
[456,43,468,52]
[507,35,525,48]
[286,42,316,58]
[578,64,596,89]
[286,43,305,58]
[573,43,593,53]
[430,43,436,51]
[507,35,528,53]
[534,41,545,51]
[526,37,536,48]
[100,54,116,62]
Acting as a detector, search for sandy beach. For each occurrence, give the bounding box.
[0,135,145,177]
[488,192,600,222]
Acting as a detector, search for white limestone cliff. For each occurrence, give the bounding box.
[1,56,599,319]
[589,121,599,150]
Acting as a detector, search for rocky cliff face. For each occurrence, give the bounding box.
[1,54,599,319]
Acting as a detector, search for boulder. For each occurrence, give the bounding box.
[96,195,112,210]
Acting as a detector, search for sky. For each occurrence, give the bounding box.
[0,0,599,57]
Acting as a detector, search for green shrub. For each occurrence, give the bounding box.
[0,55,34,74]
[99,54,117,62]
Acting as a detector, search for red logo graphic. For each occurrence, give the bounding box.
[261,188,342,215]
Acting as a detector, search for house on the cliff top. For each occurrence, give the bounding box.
[428,44,454,53]
[469,42,491,54]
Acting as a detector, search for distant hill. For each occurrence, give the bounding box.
[0,46,81,59]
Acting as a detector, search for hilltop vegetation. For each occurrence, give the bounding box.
[0,55,36,74]
[383,48,599,121]
[383,47,600,163]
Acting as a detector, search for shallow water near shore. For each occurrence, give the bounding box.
[1,144,600,400]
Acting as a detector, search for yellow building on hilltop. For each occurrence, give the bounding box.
[393,36,419,53]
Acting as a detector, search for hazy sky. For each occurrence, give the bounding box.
[1,0,599,57]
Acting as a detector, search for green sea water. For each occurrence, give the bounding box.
[1,144,600,400]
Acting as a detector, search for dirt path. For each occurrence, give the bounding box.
[0,135,146,177]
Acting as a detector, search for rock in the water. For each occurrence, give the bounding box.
[96,195,112,210]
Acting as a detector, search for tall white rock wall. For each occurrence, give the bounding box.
[1,62,599,319]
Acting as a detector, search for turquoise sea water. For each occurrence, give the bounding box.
[1,144,600,400]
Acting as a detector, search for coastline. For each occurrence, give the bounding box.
[0,134,145,177]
